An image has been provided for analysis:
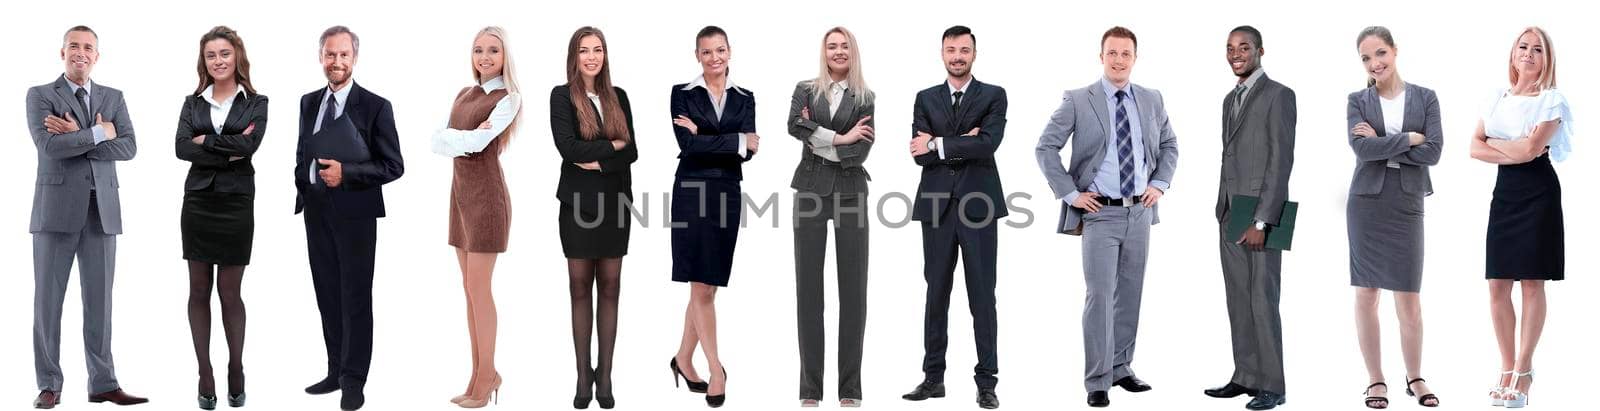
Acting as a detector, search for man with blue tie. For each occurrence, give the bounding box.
[294,26,404,411]
[1035,27,1179,408]
[26,25,147,409]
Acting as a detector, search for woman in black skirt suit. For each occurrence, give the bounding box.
[1468,26,1572,408]
[551,26,636,409]
[667,26,757,408]
[173,26,267,409]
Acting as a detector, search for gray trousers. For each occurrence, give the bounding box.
[1218,216,1286,394]
[1080,205,1151,392]
[33,198,120,393]
[794,194,869,400]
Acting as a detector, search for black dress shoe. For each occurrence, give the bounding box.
[340,387,365,411]
[1114,376,1152,392]
[88,389,149,405]
[34,390,60,409]
[305,376,339,395]
[901,382,945,401]
[1204,382,1259,398]
[1087,391,1110,407]
[977,389,1000,409]
[1246,391,1286,410]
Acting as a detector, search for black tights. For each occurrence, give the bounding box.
[187,261,247,396]
[568,258,622,396]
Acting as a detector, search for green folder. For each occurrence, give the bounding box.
[1224,195,1299,251]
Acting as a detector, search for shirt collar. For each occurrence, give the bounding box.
[63,74,91,96]
[948,77,974,95]
[479,76,506,94]
[1238,68,1266,90]
[1099,77,1134,100]
[325,82,354,105]
[200,84,247,108]
[831,80,849,93]
[682,74,739,92]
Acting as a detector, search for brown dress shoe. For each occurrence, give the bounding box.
[34,391,59,409]
[88,389,149,405]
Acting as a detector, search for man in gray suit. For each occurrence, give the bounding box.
[1202,25,1295,411]
[1035,26,1178,409]
[25,26,146,409]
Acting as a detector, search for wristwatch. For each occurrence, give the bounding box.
[926,139,937,151]
[1254,221,1267,230]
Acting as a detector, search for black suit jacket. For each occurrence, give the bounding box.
[294,82,404,218]
[670,83,755,180]
[175,92,268,193]
[550,84,638,215]
[911,79,1008,222]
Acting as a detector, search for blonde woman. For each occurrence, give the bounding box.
[1469,26,1572,409]
[430,26,523,409]
[785,26,874,408]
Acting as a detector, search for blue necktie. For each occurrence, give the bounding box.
[1114,90,1135,198]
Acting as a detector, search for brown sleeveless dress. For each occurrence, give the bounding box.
[447,87,512,252]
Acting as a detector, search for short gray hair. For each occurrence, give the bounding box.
[319,25,359,55]
[63,25,98,46]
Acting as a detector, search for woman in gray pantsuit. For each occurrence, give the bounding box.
[786,26,875,408]
[1344,27,1442,409]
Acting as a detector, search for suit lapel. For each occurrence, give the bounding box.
[940,82,958,133]
[220,93,249,133]
[811,86,835,127]
[1402,83,1423,132]
[830,88,858,131]
[193,97,218,134]
[89,80,109,120]
[1086,83,1114,148]
[1134,86,1160,161]
[1366,88,1387,137]
[695,88,721,131]
[1225,74,1269,144]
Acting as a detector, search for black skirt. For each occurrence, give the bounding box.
[1486,154,1564,280]
[558,191,632,259]
[670,178,742,287]
[181,191,255,265]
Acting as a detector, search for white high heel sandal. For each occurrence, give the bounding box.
[1489,370,1514,407]
[1504,370,1535,408]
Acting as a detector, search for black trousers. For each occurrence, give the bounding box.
[794,194,869,400]
[303,205,377,387]
[920,210,999,390]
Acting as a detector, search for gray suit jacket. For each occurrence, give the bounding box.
[787,80,874,196]
[1346,83,1441,196]
[1036,81,1179,235]
[1215,74,1294,225]
[26,76,137,234]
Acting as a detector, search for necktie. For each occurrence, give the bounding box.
[1229,84,1247,124]
[74,88,90,120]
[951,90,964,113]
[317,93,338,133]
[1114,90,1135,198]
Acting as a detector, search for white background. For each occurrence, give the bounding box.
[1,0,1592,410]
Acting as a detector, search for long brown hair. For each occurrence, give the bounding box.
[193,26,255,96]
[565,27,629,141]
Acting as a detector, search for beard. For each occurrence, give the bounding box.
[945,63,969,78]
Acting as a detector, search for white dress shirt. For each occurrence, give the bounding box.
[201,84,247,135]
[805,80,849,162]
[1379,90,1405,168]
[430,76,522,157]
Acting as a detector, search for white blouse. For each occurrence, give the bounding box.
[431,76,522,157]
[201,84,246,134]
[1379,90,1405,168]
[1482,88,1575,162]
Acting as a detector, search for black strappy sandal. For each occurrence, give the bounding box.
[1364,382,1389,409]
[1406,378,1440,407]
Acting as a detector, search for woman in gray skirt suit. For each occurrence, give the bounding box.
[1344,27,1442,408]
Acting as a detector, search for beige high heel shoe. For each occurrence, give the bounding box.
[459,374,503,408]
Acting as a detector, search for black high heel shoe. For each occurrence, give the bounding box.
[669,357,709,393]
[198,393,218,410]
[227,366,246,408]
[705,367,727,408]
[574,368,595,409]
[596,367,615,409]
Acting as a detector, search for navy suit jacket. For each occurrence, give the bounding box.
[911,79,1009,222]
[670,83,755,180]
[294,82,404,218]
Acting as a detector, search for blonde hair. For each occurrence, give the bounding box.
[1507,26,1557,90]
[472,26,522,142]
[810,27,871,105]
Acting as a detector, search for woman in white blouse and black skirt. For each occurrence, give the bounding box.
[1469,26,1573,409]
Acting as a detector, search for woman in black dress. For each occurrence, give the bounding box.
[551,26,636,410]
[1468,26,1572,409]
[173,26,267,410]
[667,26,757,408]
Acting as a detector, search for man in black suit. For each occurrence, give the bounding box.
[901,25,1008,410]
[294,26,404,411]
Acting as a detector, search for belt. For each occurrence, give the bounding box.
[1095,195,1142,207]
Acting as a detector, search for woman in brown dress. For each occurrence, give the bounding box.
[429,26,522,409]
